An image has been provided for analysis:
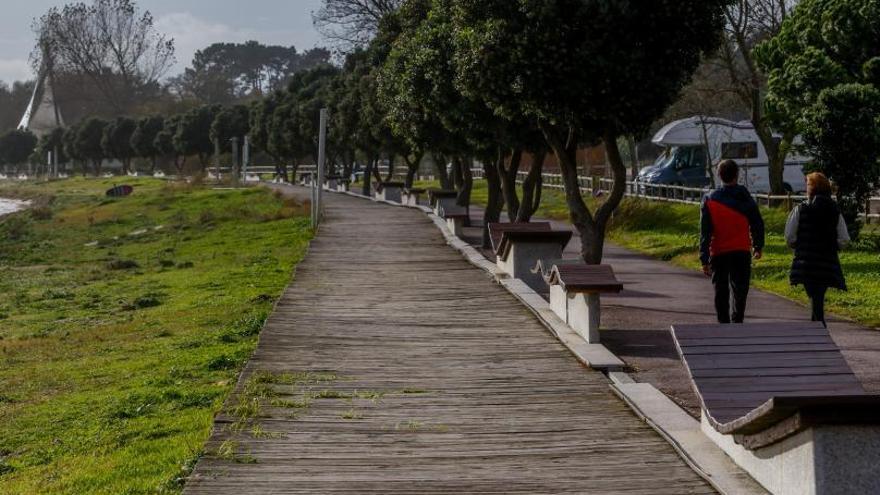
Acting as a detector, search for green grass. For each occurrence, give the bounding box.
[0,178,312,493]
[410,178,880,328]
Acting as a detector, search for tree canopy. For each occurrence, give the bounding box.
[756,0,880,236]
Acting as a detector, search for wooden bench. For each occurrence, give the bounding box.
[489,223,572,293]
[439,204,469,236]
[375,181,404,202]
[428,189,458,215]
[402,187,426,207]
[547,264,623,343]
[671,322,880,495]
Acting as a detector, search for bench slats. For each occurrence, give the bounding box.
[548,264,623,293]
[488,222,552,253]
[671,322,875,446]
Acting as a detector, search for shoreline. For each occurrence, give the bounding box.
[0,198,30,217]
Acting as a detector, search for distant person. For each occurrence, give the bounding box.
[785,172,849,327]
[700,159,765,323]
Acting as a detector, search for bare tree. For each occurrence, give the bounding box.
[712,0,798,194]
[33,0,175,114]
[313,0,402,51]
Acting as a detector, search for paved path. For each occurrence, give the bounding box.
[186,188,714,494]
[459,208,880,416]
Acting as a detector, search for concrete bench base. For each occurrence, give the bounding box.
[702,414,880,495]
[323,179,338,190]
[496,242,565,294]
[433,197,457,215]
[446,217,464,237]
[402,193,422,206]
[376,186,402,203]
[550,286,601,343]
[336,183,349,192]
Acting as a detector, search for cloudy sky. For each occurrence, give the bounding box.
[0,0,325,83]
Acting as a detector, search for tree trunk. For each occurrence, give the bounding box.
[403,151,423,189]
[432,154,452,189]
[362,157,376,196]
[540,123,627,264]
[516,150,546,222]
[627,136,639,180]
[150,156,157,174]
[384,154,396,182]
[289,158,298,184]
[457,157,473,226]
[371,157,383,184]
[499,148,522,221]
[482,154,504,248]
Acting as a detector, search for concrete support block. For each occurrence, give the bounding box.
[567,292,601,343]
[434,197,457,215]
[324,179,338,190]
[378,186,402,203]
[336,183,348,192]
[702,414,880,495]
[549,284,567,322]
[447,217,464,237]
[496,242,564,294]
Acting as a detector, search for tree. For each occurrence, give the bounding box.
[154,114,183,173]
[452,0,729,263]
[756,0,880,237]
[172,41,332,103]
[74,117,108,175]
[211,104,250,179]
[33,0,175,114]
[63,122,86,174]
[174,105,220,171]
[130,115,164,172]
[313,0,403,50]
[711,0,798,194]
[36,127,68,171]
[102,116,137,174]
[0,129,38,173]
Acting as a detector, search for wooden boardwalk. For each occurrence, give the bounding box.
[186,191,715,494]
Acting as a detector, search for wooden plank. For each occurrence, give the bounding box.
[670,322,875,441]
[679,343,841,354]
[185,191,715,494]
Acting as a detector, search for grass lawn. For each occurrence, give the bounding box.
[406,178,880,328]
[0,178,312,493]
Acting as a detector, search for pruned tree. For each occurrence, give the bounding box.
[174,105,220,172]
[101,116,137,173]
[0,129,38,174]
[36,127,68,172]
[74,117,109,175]
[153,114,183,173]
[130,115,164,172]
[453,0,729,263]
[33,0,175,114]
[313,0,404,51]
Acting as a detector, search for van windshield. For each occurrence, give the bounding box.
[653,147,678,168]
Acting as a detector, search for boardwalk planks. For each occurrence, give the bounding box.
[185,191,715,494]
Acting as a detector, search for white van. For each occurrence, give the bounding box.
[637,116,811,193]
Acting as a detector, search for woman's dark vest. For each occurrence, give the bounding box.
[790,194,846,290]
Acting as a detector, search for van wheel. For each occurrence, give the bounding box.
[783,183,793,193]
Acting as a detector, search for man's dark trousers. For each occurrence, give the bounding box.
[710,251,751,323]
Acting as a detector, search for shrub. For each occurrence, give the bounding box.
[107,259,140,270]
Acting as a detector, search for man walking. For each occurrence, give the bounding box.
[700,160,765,323]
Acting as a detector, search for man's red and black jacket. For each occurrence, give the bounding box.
[699,185,765,265]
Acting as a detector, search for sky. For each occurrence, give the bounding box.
[0,0,326,83]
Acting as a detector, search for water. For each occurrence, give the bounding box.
[0,198,30,217]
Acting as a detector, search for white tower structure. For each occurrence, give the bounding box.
[18,50,64,138]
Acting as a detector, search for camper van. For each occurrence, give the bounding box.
[636,116,811,193]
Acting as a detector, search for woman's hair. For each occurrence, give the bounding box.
[806,172,832,197]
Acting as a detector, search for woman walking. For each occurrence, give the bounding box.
[785,172,850,326]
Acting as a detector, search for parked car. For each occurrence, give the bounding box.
[636,116,810,193]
